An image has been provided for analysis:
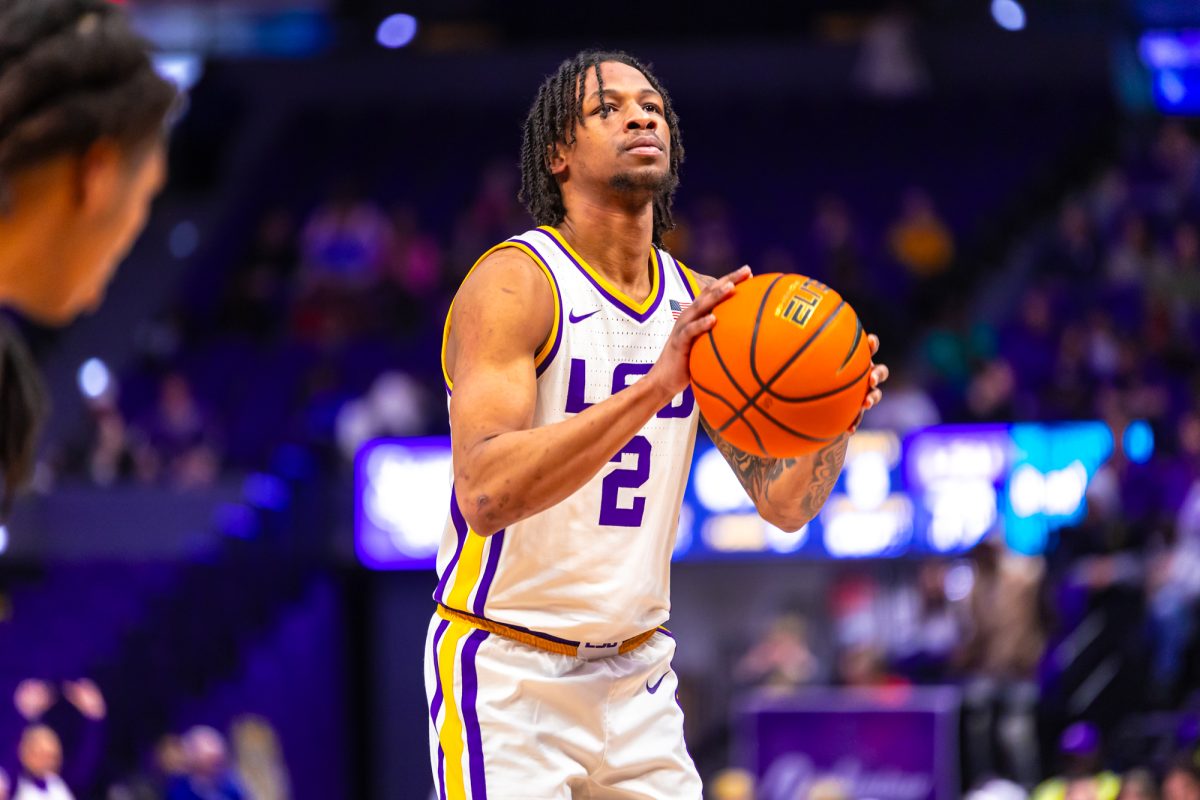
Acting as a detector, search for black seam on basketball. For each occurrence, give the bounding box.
[763,362,871,402]
[839,318,863,373]
[748,274,785,387]
[745,404,840,443]
[721,300,847,429]
[691,375,769,454]
[701,331,768,453]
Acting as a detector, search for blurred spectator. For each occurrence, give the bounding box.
[1030,723,1120,800]
[708,767,754,800]
[0,767,7,800]
[450,161,528,277]
[132,373,222,489]
[1104,213,1165,290]
[299,183,393,292]
[6,680,106,800]
[857,370,940,434]
[231,716,289,800]
[335,371,429,460]
[220,208,299,340]
[1041,201,1101,283]
[1162,754,1200,800]
[853,7,929,99]
[1117,769,1159,800]
[384,205,443,301]
[807,776,852,800]
[884,560,964,683]
[888,187,955,320]
[85,401,136,487]
[733,613,818,693]
[167,726,245,800]
[967,777,1031,800]
[1153,123,1200,220]
[813,195,865,298]
[109,734,187,800]
[960,538,1045,788]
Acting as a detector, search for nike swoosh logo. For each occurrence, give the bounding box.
[568,308,600,324]
[646,671,669,694]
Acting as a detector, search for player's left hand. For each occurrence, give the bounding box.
[848,334,888,434]
[62,678,106,721]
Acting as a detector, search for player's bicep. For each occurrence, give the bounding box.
[447,250,554,462]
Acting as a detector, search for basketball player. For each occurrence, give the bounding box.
[0,0,175,507]
[428,51,888,797]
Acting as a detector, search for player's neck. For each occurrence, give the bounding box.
[557,200,654,292]
[0,193,69,315]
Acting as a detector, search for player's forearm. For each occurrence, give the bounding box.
[706,419,849,531]
[456,377,674,535]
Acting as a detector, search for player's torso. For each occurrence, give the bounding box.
[434,226,701,643]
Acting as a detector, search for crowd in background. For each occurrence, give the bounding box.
[24,84,1200,797]
[0,679,288,800]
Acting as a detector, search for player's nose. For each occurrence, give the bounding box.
[626,110,657,131]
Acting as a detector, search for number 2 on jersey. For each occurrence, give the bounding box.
[600,435,651,527]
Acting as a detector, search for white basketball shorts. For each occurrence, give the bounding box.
[423,611,702,799]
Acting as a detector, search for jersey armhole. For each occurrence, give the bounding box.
[441,241,563,394]
[672,256,703,300]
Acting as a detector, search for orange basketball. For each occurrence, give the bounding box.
[689,273,872,458]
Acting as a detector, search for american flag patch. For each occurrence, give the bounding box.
[670,299,692,320]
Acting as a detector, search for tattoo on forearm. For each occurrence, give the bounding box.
[703,419,847,523]
[793,437,848,521]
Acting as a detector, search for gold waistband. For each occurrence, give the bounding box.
[436,604,657,658]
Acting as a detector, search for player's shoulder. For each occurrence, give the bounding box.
[459,242,553,301]
[676,259,713,288]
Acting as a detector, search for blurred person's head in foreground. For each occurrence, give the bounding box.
[1066,774,1102,800]
[1163,754,1200,800]
[18,725,62,779]
[0,0,175,512]
[1059,721,1103,775]
[0,0,174,324]
[182,726,228,780]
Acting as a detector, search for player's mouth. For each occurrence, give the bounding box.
[625,136,664,157]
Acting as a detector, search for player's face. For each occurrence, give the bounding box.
[51,138,167,324]
[552,61,672,197]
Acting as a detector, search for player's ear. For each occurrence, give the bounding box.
[74,138,124,217]
[547,141,568,176]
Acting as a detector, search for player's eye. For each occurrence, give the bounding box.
[644,104,662,114]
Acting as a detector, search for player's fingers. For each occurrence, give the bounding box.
[864,388,883,408]
[869,363,890,389]
[689,278,737,316]
[679,314,717,343]
[718,265,752,285]
[868,333,880,355]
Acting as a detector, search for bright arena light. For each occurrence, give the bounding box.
[693,447,755,513]
[77,358,111,400]
[376,13,418,49]
[0,525,7,555]
[991,0,1026,31]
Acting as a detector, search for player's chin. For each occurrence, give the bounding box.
[609,167,677,195]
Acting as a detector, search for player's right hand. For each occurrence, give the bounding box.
[647,265,752,399]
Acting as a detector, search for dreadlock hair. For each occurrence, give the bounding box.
[519,50,684,250]
[0,0,176,514]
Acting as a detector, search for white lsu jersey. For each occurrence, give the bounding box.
[433,225,701,645]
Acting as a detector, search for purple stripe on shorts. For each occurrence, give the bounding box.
[429,618,450,799]
[534,229,665,323]
[461,629,490,799]
[433,488,468,603]
[471,530,505,616]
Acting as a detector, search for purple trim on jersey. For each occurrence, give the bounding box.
[668,254,697,300]
[511,235,565,379]
[533,228,666,323]
[472,530,505,616]
[433,489,468,604]
[656,626,675,639]
[428,618,450,800]
[461,629,490,798]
